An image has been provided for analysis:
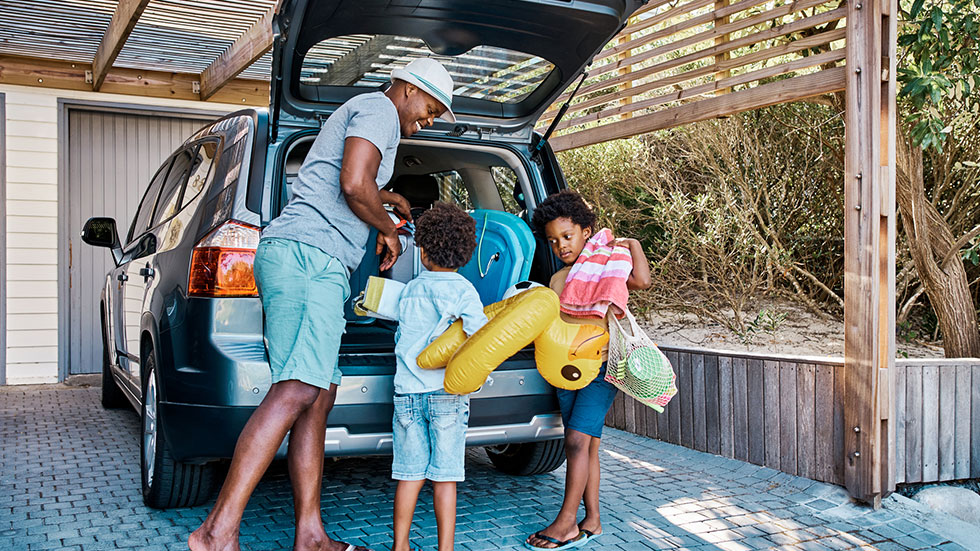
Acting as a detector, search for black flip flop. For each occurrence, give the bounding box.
[524,530,587,549]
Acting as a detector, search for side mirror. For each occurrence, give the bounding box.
[81,217,123,265]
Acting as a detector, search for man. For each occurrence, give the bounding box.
[190,57,457,551]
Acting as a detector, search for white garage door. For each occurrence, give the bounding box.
[66,107,216,376]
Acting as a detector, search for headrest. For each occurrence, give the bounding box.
[386,174,440,210]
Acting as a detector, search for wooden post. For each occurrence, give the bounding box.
[617,19,635,120]
[714,0,731,95]
[843,0,897,506]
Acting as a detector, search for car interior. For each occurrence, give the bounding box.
[280,136,555,345]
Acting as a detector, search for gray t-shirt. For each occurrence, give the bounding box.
[262,91,400,270]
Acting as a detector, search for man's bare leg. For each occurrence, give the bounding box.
[188,380,322,551]
[287,385,348,551]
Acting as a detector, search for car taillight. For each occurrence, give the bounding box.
[188,221,260,297]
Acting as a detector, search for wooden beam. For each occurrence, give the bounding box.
[553,48,844,133]
[543,0,838,115]
[315,35,398,85]
[549,66,844,151]
[199,9,275,101]
[92,0,152,91]
[842,0,897,505]
[0,54,268,106]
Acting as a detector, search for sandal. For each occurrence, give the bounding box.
[524,530,588,549]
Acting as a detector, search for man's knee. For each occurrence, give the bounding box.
[270,380,323,411]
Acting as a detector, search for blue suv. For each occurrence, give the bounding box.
[81,0,643,508]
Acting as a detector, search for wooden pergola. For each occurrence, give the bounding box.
[0,0,897,505]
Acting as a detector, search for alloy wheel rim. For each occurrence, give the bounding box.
[143,370,157,488]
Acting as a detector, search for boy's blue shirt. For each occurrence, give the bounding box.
[394,270,488,394]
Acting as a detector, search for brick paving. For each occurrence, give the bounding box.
[0,385,971,551]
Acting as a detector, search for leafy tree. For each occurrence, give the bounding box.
[896,0,980,356]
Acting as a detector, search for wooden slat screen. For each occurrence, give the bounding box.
[606,347,980,487]
[543,0,847,151]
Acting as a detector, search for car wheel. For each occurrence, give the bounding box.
[100,313,128,409]
[485,439,566,475]
[140,349,217,509]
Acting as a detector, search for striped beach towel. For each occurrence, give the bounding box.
[560,228,632,319]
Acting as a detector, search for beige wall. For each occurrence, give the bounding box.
[1,83,243,384]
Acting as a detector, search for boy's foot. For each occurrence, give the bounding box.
[524,529,587,549]
[577,521,602,541]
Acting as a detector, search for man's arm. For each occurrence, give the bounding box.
[339,136,401,270]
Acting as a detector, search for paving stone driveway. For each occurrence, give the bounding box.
[0,385,971,551]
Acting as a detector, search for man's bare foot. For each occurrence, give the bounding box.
[188,526,239,551]
[524,521,583,549]
[294,531,373,551]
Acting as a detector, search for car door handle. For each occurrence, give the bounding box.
[117,273,128,282]
[139,265,154,281]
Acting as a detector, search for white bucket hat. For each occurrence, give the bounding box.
[390,58,456,123]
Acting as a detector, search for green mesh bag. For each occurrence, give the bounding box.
[606,309,677,412]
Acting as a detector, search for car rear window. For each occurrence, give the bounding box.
[301,34,554,104]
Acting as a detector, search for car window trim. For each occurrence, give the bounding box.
[126,156,175,245]
[145,137,222,234]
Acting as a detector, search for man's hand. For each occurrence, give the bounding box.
[379,190,413,223]
[376,230,402,271]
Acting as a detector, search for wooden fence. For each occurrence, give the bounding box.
[605,346,980,486]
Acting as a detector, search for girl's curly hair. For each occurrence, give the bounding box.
[414,202,477,269]
[531,189,597,235]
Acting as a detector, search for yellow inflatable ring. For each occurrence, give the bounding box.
[417,287,608,394]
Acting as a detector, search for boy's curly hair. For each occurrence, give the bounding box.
[531,189,597,235]
[414,202,477,269]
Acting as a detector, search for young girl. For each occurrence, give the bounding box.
[526,190,651,550]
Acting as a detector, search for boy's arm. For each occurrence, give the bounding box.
[617,237,652,290]
[459,287,489,336]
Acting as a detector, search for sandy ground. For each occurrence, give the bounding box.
[638,299,947,359]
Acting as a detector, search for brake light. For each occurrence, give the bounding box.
[188,221,260,297]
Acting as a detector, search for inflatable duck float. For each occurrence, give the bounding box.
[354,277,608,393]
[418,286,607,393]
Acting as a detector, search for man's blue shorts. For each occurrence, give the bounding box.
[391,391,470,482]
[254,237,350,390]
[556,363,618,438]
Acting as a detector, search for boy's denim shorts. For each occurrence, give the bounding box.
[254,237,350,390]
[556,363,618,438]
[391,391,470,482]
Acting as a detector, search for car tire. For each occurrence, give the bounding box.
[485,439,566,475]
[140,349,217,509]
[100,314,128,409]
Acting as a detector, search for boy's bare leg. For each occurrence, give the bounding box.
[288,385,350,551]
[392,479,425,551]
[189,379,323,551]
[578,436,603,536]
[433,481,456,551]
[525,429,590,548]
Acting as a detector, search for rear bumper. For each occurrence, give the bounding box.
[159,402,563,463]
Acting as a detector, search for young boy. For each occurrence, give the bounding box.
[390,202,488,551]
[525,190,651,550]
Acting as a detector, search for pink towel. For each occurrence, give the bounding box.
[559,228,632,319]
